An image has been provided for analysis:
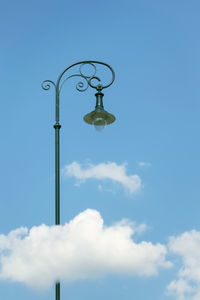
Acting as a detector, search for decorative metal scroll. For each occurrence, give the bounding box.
[41,61,115,94]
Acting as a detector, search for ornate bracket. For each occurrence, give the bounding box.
[41,60,115,94]
[41,61,115,125]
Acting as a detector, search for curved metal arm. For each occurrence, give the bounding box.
[42,60,115,94]
[56,60,115,92]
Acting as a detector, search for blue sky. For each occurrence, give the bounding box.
[0,0,200,299]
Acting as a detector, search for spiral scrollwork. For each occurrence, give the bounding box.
[79,62,97,79]
[59,74,90,93]
[57,61,115,93]
[76,81,85,91]
[41,80,56,91]
[76,79,88,92]
[42,61,115,127]
[59,63,102,93]
[42,61,115,95]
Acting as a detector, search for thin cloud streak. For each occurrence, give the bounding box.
[138,162,152,168]
[62,161,142,194]
[0,209,171,289]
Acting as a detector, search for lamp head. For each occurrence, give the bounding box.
[83,91,115,131]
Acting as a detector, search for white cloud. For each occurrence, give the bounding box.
[167,230,200,300]
[138,161,152,168]
[62,161,142,194]
[0,209,171,289]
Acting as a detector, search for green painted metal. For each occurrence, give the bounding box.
[54,123,61,225]
[56,282,60,300]
[41,61,115,300]
[84,91,116,127]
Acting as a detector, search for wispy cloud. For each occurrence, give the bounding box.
[62,161,142,194]
[0,209,171,289]
[167,230,200,300]
[138,161,152,168]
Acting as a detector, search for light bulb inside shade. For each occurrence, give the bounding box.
[92,117,107,132]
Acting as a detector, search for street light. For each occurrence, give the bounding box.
[41,61,115,300]
[84,89,115,131]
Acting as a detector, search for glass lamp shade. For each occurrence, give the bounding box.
[83,109,115,131]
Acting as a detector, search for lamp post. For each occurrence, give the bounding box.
[41,61,115,300]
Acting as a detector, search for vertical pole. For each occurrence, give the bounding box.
[54,123,61,225]
[56,282,60,300]
[54,88,61,300]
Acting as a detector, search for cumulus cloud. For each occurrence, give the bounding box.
[0,209,170,289]
[167,230,200,300]
[62,161,142,194]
